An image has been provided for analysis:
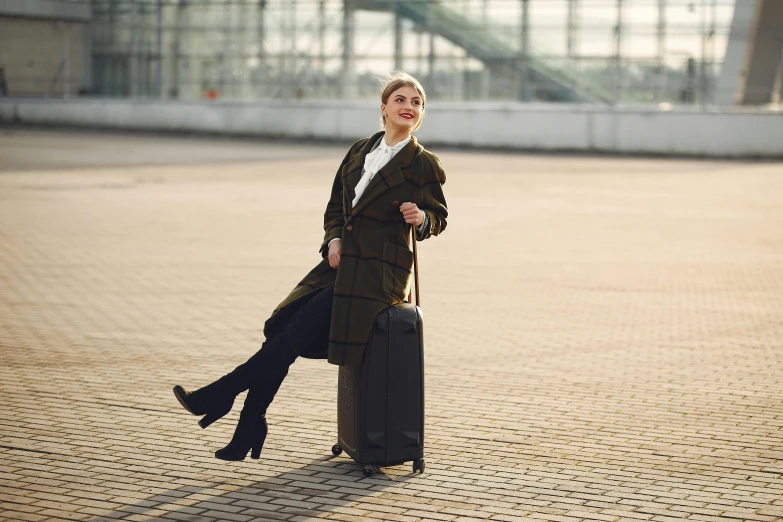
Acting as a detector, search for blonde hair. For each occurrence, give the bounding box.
[379,72,427,132]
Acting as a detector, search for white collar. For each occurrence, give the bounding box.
[375,134,411,153]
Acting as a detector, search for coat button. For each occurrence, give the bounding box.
[346,225,353,231]
[392,200,400,207]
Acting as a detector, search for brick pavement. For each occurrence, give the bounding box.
[0,128,782,522]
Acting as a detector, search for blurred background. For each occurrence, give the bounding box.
[1,0,781,106]
[0,0,781,157]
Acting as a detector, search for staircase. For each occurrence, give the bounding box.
[358,0,613,103]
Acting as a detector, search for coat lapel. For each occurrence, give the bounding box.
[341,132,381,205]
[350,134,422,216]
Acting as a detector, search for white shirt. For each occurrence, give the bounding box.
[352,135,411,207]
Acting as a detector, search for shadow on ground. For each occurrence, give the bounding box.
[87,455,417,521]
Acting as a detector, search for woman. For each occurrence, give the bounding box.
[173,72,448,461]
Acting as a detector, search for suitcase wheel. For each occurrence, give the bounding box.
[413,458,425,474]
[362,465,377,477]
[331,444,343,457]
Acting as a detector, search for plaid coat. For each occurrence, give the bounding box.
[263,131,448,365]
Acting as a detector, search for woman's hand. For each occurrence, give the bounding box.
[400,202,424,227]
[328,239,342,269]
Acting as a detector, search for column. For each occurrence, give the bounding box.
[394,10,403,72]
[657,0,666,100]
[258,0,266,96]
[170,0,185,99]
[129,0,139,98]
[566,0,578,60]
[613,0,624,103]
[318,0,326,94]
[479,0,490,99]
[341,0,356,98]
[519,0,532,101]
[717,0,783,105]
[428,31,435,89]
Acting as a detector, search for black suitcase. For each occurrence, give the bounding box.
[331,229,425,477]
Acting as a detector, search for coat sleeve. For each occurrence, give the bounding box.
[416,152,448,241]
[319,140,363,257]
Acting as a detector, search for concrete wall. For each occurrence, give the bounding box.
[1,98,781,158]
[0,17,88,97]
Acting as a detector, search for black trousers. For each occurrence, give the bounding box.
[240,282,335,414]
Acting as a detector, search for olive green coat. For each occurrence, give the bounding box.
[263,131,448,366]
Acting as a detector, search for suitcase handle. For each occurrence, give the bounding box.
[407,225,420,307]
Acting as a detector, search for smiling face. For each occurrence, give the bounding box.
[381,85,424,133]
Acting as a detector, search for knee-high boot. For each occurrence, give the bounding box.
[213,369,288,461]
[172,334,295,429]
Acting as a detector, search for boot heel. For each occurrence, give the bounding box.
[199,412,220,429]
[215,414,268,461]
[250,442,262,459]
[250,416,268,459]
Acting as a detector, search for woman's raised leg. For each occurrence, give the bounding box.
[212,283,335,460]
[173,283,335,431]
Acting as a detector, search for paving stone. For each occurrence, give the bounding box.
[400,510,458,521]
[0,129,781,522]
[562,512,619,521]
[490,515,533,522]
[0,513,47,522]
[599,510,653,520]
